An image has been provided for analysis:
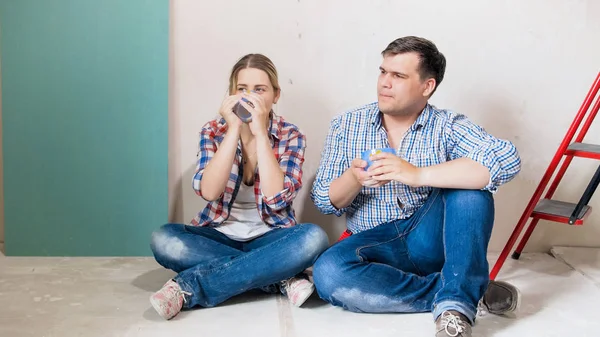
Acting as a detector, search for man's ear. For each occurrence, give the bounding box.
[422,78,436,97]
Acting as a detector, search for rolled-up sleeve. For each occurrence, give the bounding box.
[447,114,521,193]
[310,118,348,216]
[261,129,306,211]
[192,122,218,200]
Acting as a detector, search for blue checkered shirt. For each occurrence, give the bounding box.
[310,102,521,233]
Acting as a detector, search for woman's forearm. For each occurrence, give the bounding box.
[199,126,241,200]
[255,134,284,197]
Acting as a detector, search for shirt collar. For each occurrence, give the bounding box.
[412,104,432,130]
[370,103,432,131]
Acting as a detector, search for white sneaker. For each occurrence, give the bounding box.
[281,277,315,307]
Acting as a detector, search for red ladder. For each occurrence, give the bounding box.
[490,72,600,280]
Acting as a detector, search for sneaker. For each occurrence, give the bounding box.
[435,311,472,337]
[281,277,315,307]
[479,280,521,316]
[150,279,192,320]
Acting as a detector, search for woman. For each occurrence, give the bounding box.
[149,54,329,320]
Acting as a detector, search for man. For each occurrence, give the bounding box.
[310,36,522,337]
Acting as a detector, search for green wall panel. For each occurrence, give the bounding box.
[1,0,169,256]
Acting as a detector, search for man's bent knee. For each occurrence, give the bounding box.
[444,189,492,203]
[443,189,494,213]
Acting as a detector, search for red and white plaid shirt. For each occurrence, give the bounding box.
[190,115,306,228]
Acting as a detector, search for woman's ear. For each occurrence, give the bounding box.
[273,88,281,104]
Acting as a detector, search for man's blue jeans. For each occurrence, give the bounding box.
[151,223,329,309]
[312,189,494,323]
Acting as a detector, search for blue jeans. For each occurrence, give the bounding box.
[312,189,494,323]
[151,222,329,308]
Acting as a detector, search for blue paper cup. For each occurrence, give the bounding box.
[361,148,395,169]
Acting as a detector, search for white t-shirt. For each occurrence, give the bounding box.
[215,182,273,241]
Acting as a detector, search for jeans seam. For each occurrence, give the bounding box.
[402,189,442,237]
[433,191,447,305]
[404,237,424,276]
[191,225,305,275]
[355,224,403,262]
[397,191,442,276]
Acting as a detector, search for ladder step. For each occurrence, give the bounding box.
[566,142,600,160]
[532,199,592,225]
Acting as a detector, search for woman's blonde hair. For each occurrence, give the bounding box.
[228,54,280,95]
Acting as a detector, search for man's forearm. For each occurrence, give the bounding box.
[329,169,363,209]
[419,157,490,189]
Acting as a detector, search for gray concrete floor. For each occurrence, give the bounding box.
[0,246,598,336]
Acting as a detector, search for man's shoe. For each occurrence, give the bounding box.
[480,280,521,315]
[435,311,472,337]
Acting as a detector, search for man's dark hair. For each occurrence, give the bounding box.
[382,36,446,95]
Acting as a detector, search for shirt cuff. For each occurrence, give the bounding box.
[465,149,501,194]
[261,176,294,211]
[311,181,347,216]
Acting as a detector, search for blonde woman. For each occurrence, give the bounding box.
[149,54,329,320]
